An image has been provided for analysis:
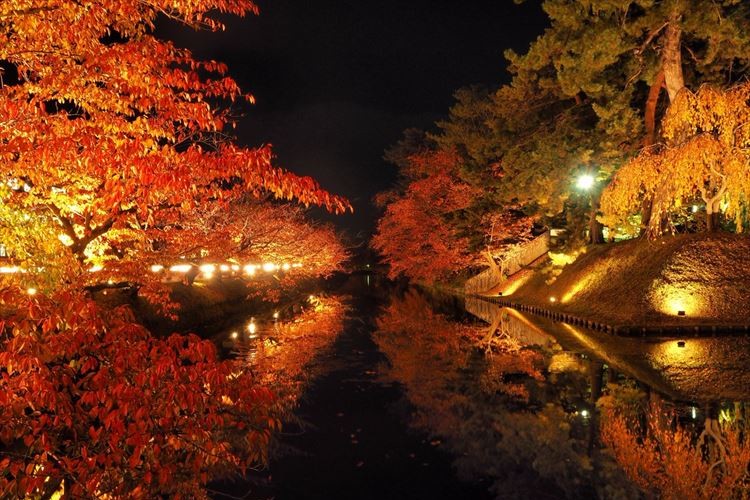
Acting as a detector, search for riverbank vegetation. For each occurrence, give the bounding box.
[0,1,349,497]
[374,1,750,290]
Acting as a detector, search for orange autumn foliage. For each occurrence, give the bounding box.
[0,288,277,499]
[601,84,750,235]
[372,150,477,283]
[0,0,350,285]
[601,406,750,499]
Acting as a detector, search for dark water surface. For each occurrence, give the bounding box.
[210,275,750,499]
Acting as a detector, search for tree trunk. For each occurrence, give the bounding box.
[640,197,653,238]
[662,12,685,102]
[588,192,604,244]
[644,70,665,147]
[706,210,719,232]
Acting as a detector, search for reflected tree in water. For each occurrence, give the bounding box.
[373,290,637,499]
[243,296,347,417]
[601,401,750,499]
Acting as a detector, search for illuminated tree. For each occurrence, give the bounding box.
[372,149,478,283]
[0,0,350,285]
[434,0,750,240]
[0,1,351,497]
[601,84,750,235]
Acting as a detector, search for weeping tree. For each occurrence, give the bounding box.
[601,84,750,235]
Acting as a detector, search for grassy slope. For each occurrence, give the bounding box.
[497,233,750,326]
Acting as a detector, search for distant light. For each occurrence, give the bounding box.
[366,264,370,268]
[576,174,595,191]
[691,406,697,419]
[230,331,238,339]
[170,264,192,273]
[282,263,291,271]
[309,295,315,302]
[107,279,114,285]
[150,264,164,273]
[262,262,276,273]
[203,272,214,280]
[580,409,589,418]
[692,205,699,213]
[0,266,20,274]
[247,321,257,335]
[549,296,557,303]
[677,340,686,348]
[26,287,37,296]
[231,264,240,271]
[273,311,279,319]
[219,264,229,272]
[292,263,303,268]
[199,264,216,274]
[89,265,103,273]
[244,264,256,276]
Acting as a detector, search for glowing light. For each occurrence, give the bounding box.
[576,174,595,190]
[654,285,701,317]
[691,407,697,419]
[89,265,103,272]
[580,409,589,418]
[243,264,256,276]
[549,296,556,303]
[0,266,20,274]
[150,264,164,273]
[292,263,303,268]
[170,264,192,273]
[199,264,216,274]
[203,272,214,280]
[247,321,257,335]
[230,331,238,339]
[273,311,279,319]
[26,287,37,295]
[262,262,276,273]
[692,205,699,213]
[107,279,114,285]
[282,263,291,271]
[308,295,315,302]
[231,264,240,271]
[219,264,229,272]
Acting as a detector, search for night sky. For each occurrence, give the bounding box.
[160,0,548,240]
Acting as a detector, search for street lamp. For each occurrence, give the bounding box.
[576,174,595,191]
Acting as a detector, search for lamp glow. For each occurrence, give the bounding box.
[576,174,595,190]
[262,262,276,273]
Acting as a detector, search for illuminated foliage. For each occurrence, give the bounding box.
[0,0,350,289]
[601,84,750,235]
[372,149,478,283]
[0,2,351,497]
[432,0,750,240]
[0,289,276,499]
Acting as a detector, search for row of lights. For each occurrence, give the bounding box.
[151,261,304,279]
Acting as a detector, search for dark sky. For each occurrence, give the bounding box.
[161,0,548,240]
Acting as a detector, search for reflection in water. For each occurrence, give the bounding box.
[373,291,750,498]
[222,296,347,416]
[374,290,634,498]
